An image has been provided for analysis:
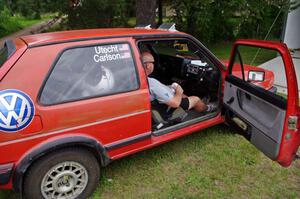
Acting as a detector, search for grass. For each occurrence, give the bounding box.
[208,42,234,60]
[1,43,299,199]
[208,41,278,65]
[89,125,300,199]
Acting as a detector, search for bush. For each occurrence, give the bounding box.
[171,1,236,45]
[0,7,22,37]
[171,0,288,45]
[52,0,132,29]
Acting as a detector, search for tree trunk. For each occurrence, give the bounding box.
[136,0,158,28]
[158,0,163,26]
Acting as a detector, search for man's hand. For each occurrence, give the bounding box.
[166,84,184,108]
[175,84,184,94]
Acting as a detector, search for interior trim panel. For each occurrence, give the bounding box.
[225,75,287,109]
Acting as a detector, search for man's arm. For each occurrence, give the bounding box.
[165,85,184,108]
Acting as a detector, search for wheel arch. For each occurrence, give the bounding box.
[12,135,111,193]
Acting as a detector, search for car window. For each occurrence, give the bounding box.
[0,45,8,68]
[230,46,287,98]
[153,40,209,60]
[40,43,139,105]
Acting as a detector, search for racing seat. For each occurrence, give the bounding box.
[151,100,188,130]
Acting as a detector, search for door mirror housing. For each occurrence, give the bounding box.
[248,71,265,82]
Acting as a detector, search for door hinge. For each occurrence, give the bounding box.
[288,116,298,131]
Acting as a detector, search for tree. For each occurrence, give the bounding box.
[8,0,43,19]
[43,0,134,29]
[158,0,163,26]
[171,0,292,44]
[136,0,158,28]
[171,0,235,44]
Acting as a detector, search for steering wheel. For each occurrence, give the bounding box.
[180,58,211,82]
[180,58,190,77]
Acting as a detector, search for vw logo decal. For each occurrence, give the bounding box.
[0,89,35,132]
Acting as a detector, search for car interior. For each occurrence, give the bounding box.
[138,39,222,133]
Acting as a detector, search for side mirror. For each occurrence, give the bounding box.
[248,71,265,82]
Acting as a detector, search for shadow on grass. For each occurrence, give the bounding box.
[103,124,233,168]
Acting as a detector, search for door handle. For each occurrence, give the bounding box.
[226,97,234,104]
[245,93,251,100]
[236,90,244,110]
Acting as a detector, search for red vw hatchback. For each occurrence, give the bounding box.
[0,27,299,199]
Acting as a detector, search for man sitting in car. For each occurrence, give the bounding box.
[141,52,217,113]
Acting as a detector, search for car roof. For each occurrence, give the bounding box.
[21,28,186,47]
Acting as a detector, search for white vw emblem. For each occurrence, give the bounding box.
[0,90,34,132]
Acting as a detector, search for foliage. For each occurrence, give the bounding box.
[45,0,135,29]
[1,0,299,44]
[7,0,45,19]
[171,0,291,45]
[233,0,289,39]
[171,0,236,44]
[290,0,300,10]
[136,0,157,27]
[0,7,20,37]
[0,0,7,11]
[1,0,135,30]
[0,6,46,38]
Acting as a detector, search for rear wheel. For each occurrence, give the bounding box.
[23,148,100,199]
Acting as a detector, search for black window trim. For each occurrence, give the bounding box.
[0,40,16,67]
[5,40,17,59]
[229,47,246,81]
[38,41,141,106]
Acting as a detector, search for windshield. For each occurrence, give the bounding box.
[0,44,8,68]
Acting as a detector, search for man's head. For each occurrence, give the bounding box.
[142,52,155,76]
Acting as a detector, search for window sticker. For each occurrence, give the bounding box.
[93,44,132,63]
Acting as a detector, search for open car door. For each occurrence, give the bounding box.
[223,39,300,167]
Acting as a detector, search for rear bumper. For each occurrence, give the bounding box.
[0,163,14,186]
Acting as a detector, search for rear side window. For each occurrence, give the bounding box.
[0,45,8,68]
[40,43,139,105]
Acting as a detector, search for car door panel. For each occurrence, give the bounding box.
[224,76,286,159]
[224,39,300,167]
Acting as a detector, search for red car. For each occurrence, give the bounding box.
[0,27,299,199]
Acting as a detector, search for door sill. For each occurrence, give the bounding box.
[152,111,219,136]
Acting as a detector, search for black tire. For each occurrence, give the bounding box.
[23,148,100,199]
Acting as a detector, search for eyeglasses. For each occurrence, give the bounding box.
[144,62,154,64]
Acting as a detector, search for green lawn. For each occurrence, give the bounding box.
[208,41,277,65]
[208,42,233,60]
[89,125,300,199]
[1,42,299,199]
